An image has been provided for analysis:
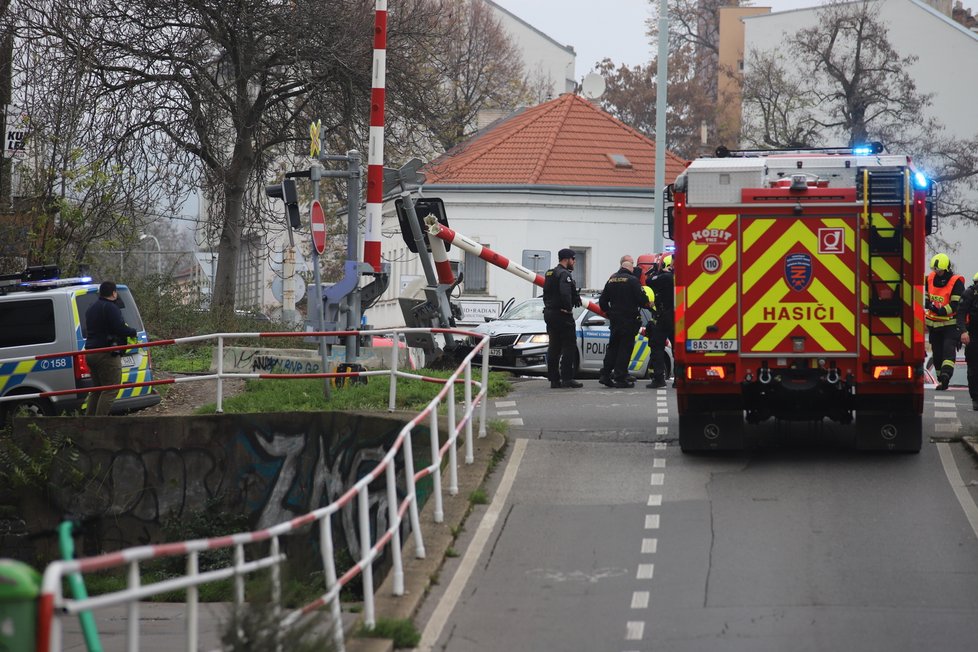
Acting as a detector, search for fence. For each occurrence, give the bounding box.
[0,327,490,652]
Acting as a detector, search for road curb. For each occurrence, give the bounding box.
[345,428,507,652]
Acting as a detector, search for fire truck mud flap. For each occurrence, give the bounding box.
[855,411,922,453]
[679,411,745,453]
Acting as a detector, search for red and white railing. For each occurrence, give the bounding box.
[12,327,489,652]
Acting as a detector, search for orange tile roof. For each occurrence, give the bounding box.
[424,93,688,187]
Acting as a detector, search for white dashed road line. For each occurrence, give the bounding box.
[622,391,670,649]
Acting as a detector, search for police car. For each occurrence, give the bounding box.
[0,266,160,421]
[466,294,672,379]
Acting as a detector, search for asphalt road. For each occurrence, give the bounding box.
[414,378,978,652]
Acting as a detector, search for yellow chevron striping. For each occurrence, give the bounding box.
[743,220,855,295]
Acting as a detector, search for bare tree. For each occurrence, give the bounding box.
[596,43,712,160]
[740,0,978,226]
[640,0,749,148]
[14,0,449,317]
[738,49,822,149]
[413,0,534,152]
[5,3,180,274]
[11,0,536,313]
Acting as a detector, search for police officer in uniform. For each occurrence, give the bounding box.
[542,248,583,389]
[956,272,978,409]
[599,255,649,388]
[645,254,675,389]
[925,253,965,391]
[85,281,138,415]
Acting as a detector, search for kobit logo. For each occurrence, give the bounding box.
[691,228,734,246]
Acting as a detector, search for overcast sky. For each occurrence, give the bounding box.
[491,0,977,81]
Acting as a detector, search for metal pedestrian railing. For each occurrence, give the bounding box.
[1,327,489,652]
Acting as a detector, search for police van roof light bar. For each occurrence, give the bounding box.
[715,142,884,158]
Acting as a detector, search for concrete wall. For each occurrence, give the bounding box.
[0,412,435,568]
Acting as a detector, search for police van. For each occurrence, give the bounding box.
[0,266,160,421]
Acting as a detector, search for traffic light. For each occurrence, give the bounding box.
[394,197,450,253]
[266,179,301,229]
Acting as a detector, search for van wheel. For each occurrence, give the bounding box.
[7,398,53,421]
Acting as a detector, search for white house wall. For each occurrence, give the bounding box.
[743,0,978,279]
[369,187,663,328]
[487,1,577,98]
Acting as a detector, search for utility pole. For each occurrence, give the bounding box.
[652,0,669,253]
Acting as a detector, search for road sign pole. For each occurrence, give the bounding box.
[309,162,331,399]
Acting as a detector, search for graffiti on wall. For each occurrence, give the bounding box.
[225,347,325,374]
[233,420,409,559]
[8,415,425,560]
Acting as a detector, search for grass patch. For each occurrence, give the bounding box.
[194,368,512,414]
[469,489,488,505]
[356,617,421,648]
[445,547,459,558]
[152,344,213,373]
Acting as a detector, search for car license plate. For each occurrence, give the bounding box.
[686,339,737,352]
[122,355,137,367]
[489,348,503,357]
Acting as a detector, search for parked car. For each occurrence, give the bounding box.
[924,351,967,388]
[0,268,161,421]
[462,295,672,379]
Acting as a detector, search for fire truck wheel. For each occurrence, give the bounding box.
[678,411,745,453]
[855,411,922,453]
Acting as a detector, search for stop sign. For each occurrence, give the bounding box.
[310,200,326,255]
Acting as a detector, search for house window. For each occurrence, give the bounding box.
[571,248,587,289]
[464,247,488,293]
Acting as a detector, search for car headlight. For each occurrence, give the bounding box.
[518,333,549,345]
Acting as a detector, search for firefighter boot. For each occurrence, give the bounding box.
[937,370,951,391]
[972,400,978,411]
[646,376,666,389]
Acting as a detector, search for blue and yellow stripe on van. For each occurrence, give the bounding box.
[0,359,66,394]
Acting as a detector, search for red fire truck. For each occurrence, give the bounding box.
[667,144,932,453]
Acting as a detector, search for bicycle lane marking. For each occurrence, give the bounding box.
[416,437,528,651]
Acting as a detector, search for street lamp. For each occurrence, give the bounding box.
[140,234,161,276]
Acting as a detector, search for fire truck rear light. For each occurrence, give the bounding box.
[872,365,912,379]
[686,365,727,380]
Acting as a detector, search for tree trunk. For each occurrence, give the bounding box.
[211,178,247,319]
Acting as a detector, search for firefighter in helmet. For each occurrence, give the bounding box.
[645,254,675,389]
[925,253,965,391]
[955,272,978,409]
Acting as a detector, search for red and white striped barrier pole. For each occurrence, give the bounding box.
[364,0,388,271]
[429,235,455,285]
[427,222,605,316]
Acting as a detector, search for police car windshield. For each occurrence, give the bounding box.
[499,298,588,321]
[500,298,544,320]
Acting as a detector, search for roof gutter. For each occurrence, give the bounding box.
[419,184,656,198]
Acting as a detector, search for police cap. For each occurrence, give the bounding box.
[558,248,576,261]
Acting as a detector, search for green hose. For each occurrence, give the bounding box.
[57,521,103,652]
